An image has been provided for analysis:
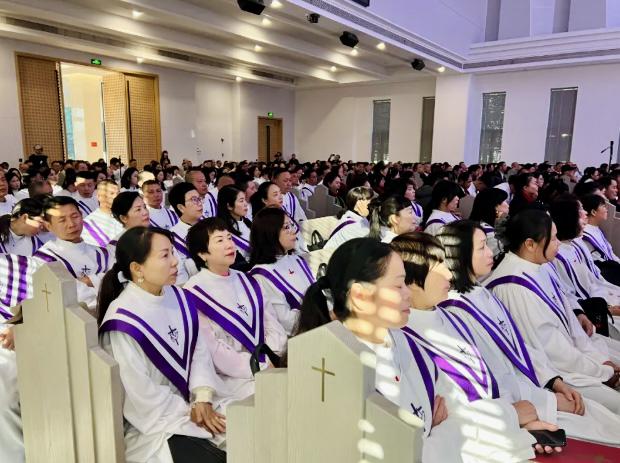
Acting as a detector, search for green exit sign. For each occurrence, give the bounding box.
[267,112,274,118]
[90,58,102,65]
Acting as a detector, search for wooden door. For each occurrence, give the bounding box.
[258,117,283,163]
[101,73,128,163]
[126,74,161,167]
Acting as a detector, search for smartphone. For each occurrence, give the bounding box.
[528,429,567,447]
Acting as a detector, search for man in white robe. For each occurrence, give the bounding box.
[81,179,123,247]
[143,180,178,230]
[274,169,307,225]
[169,182,204,281]
[72,171,99,216]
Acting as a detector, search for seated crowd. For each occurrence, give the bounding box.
[1,152,620,462]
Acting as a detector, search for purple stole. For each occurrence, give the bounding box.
[34,245,110,278]
[187,273,266,361]
[0,254,33,320]
[583,229,615,261]
[284,193,297,219]
[202,193,217,218]
[171,231,190,258]
[82,219,113,247]
[328,219,356,240]
[100,286,198,400]
[481,224,494,235]
[555,251,590,299]
[404,311,499,402]
[400,327,437,427]
[411,202,423,218]
[250,256,315,310]
[439,294,540,387]
[487,272,570,333]
[149,208,178,229]
[425,213,459,229]
[231,233,250,255]
[572,240,601,276]
[0,235,42,255]
[77,200,94,216]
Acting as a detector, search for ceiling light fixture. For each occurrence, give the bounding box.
[330,66,337,72]
[132,10,143,19]
[271,0,283,8]
[254,44,263,52]
[351,48,359,56]
[340,31,359,48]
[262,17,272,26]
[437,66,445,73]
[376,42,386,51]
[236,76,243,82]
[136,57,145,64]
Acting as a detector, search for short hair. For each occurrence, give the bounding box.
[111,191,141,224]
[27,180,51,198]
[581,194,606,215]
[505,209,552,255]
[561,164,576,174]
[549,194,581,241]
[573,181,601,198]
[390,232,445,288]
[187,218,229,270]
[97,179,118,191]
[168,182,197,216]
[42,195,80,221]
[76,171,96,181]
[344,186,374,212]
[184,167,204,183]
[141,179,160,190]
[271,168,289,180]
[470,188,508,227]
[438,220,486,293]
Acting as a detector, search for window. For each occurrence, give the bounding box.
[479,92,506,164]
[419,97,435,163]
[371,99,391,162]
[545,87,578,163]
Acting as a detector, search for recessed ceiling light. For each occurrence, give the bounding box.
[271,0,283,8]
[132,10,143,19]
[351,48,359,56]
[330,66,337,72]
[236,76,243,82]
[136,57,145,64]
[262,17,272,26]
[437,66,446,73]
[254,44,263,52]
[376,42,386,51]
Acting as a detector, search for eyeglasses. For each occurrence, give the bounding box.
[282,222,295,232]
[186,196,203,205]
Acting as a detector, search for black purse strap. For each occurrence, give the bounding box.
[250,343,281,376]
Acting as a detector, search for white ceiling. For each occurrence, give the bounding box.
[0,0,448,87]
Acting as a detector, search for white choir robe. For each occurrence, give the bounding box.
[184,269,288,410]
[0,230,43,256]
[147,206,178,230]
[394,320,536,462]
[441,286,620,445]
[424,210,459,236]
[169,220,197,283]
[323,211,369,251]
[33,238,113,309]
[411,201,424,227]
[282,192,307,225]
[101,283,224,463]
[202,192,218,219]
[487,252,620,414]
[250,254,315,335]
[231,220,251,262]
[82,208,124,248]
[0,345,22,463]
[0,196,16,216]
[583,224,620,263]
[72,193,99,217]
[54,188,75,198]
[299,184,315,202]
[380,227,398,244]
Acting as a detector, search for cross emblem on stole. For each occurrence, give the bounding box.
[311,357,335,402]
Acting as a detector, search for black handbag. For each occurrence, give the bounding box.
[250,343,282,376]
[578,297,611,337]
[307,230,326,251]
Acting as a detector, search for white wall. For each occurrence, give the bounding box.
[445,63,620,167]
[294,79,436,163]
[0,38,295,167]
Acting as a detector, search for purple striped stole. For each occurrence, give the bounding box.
[400,327,437,419]
[582,230,615,261]
[572,240,601,276]
[231,234,250,254]
[82,219,112,247]
[555,252,590,299]
[328,219,356,240]
[100,287,198,400]
[77,200,93,216]
[171,232,190,258]
[250,256,315,310]
[0,254,33,320]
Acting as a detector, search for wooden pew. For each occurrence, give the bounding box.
[227,321,423,463]
[300,216,339,246]
[15,263,125,463]
[290,188,316,219]
[307,185,343,218]
[458,195,475,219]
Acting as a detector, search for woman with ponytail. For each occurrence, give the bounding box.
[367,195,416,243]
[0,198,45,255]
[216,185,252,263]
[323,186,373,251]
[98,226,226,463]
[423,180,461,236]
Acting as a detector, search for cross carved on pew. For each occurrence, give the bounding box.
[42,284,52,312]
[311,357,335,402]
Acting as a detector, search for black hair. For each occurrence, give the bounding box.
[513,173,535,195]
[186,217,229,271]
[120,167,138,190]
[390,232,445,288]
[368,195,410,239]
[426,180,461,221]
[111,191,142,225]
[470,188,508,227]
[0,198,43,244]
[5,171,23,194]
[141,179,160,190]
[573,181,601,199]
[61,168,77,190]
[168,182,198,217]
[217,185,251,236]
[41,195,80,221]
[294,238,393,335]
[323,171,341,191]
[97,226,172,325]
[549,194,581,241]
[249,207,288,266]
[437,220,485,293]
[505,209,553,256]
[250,181,277,216]
[341,186,374,218]
[580,194,607,216]
[76,171,96,182]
